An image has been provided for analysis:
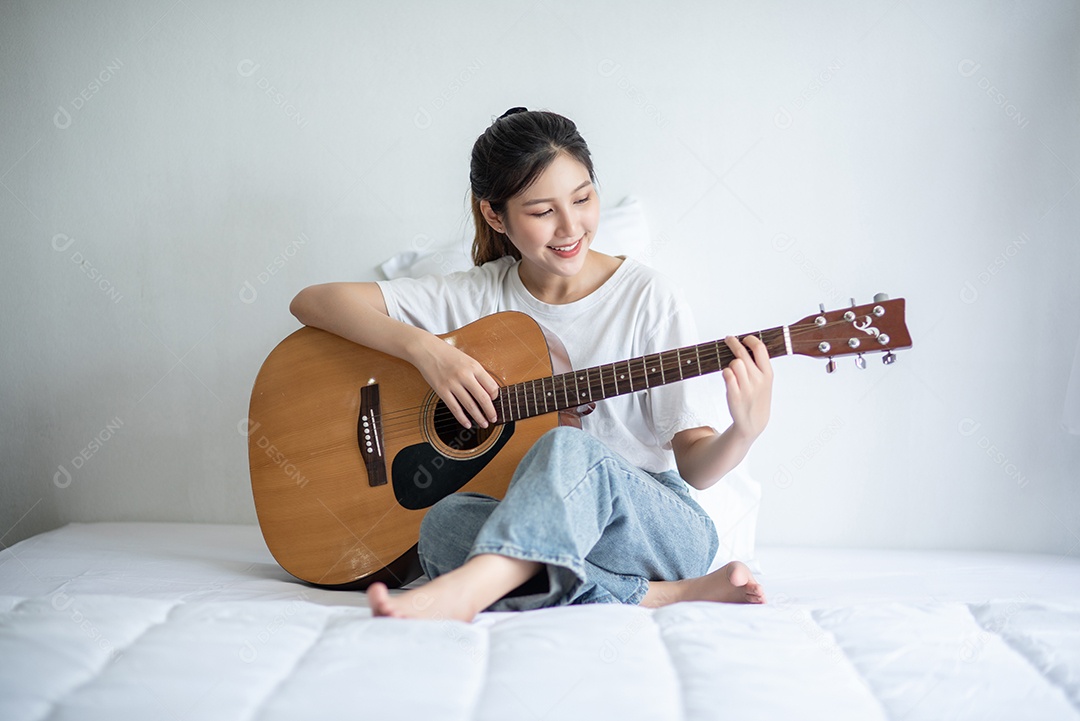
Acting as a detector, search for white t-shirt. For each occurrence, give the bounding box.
[374,255,724,473]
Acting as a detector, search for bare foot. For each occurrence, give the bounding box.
[366,576,476,621]
[640,561,765,608]
[367,554,541,622]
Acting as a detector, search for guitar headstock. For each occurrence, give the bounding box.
[788,295,912,371]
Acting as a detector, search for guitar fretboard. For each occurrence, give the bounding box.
[494,326,789,423]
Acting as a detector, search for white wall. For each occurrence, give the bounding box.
[2,0,1078,555]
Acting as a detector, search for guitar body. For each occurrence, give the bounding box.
[248,296,912,590]
[248,311,560,589]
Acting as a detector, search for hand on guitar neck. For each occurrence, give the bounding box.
[720,334,773,443]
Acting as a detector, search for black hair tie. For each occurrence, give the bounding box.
[498,106,528,119]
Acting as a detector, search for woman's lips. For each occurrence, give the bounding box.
[548,235,583,257]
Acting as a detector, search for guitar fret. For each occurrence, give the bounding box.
[645,353,663,387]
[700,341,719,374]
[504,330,786,421]
[490,326,800,423]
[467,324,815,426]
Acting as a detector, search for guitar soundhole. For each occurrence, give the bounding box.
[431,399,496,453]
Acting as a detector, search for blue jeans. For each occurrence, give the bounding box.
[416,426,719,611]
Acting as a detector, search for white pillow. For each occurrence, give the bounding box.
[688,463,762,575]
[377,195,762,574]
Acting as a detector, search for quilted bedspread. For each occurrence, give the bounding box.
[1,522,1078,720]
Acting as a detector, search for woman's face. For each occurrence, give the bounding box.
[497,153,600,278]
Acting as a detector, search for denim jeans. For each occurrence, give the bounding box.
[416,426,719,611]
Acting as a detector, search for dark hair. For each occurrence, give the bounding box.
[469,108,596,266]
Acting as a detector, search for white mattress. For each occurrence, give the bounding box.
[1,522,1078,720]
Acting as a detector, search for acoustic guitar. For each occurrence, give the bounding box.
[248,296,911,589]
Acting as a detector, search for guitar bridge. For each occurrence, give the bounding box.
[358,383,387,486]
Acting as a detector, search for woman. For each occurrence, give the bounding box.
[289,108,771,621]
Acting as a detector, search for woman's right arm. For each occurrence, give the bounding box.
[289,283,500,430]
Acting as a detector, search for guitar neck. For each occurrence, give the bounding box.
[494,326,790,423]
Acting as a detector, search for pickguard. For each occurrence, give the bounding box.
[392,422,516,509]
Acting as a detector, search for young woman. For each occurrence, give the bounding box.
[289,108,772,622]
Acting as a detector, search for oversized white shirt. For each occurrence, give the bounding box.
[374,255,723,473]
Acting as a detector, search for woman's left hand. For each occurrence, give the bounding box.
[721,335,773,441]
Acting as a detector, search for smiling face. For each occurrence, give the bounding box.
[481,152,600,283]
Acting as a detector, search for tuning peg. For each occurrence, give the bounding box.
[855,354,866,370]
[873,292,889,303]
[819,303,826,313]
[826,358,836,374]
[882,351,897,365]
[850,297,857,308]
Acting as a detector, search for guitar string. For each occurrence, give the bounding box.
[372,326,790,432]
[375,320,895,439]
[369,318,896,438]
[372,319,894,436]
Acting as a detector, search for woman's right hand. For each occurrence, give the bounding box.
[408,333,501,430]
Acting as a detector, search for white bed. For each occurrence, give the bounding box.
[2,522,1079,720]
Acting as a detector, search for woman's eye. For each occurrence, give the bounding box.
[531,195,590,217]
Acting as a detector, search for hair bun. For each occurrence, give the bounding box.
[498,106,528,119]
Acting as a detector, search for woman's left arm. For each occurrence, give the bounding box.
[671,335,773,490]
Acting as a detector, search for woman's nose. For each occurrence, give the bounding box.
[556,206,581,239]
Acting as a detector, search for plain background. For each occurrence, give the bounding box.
[1,1,1078,556]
